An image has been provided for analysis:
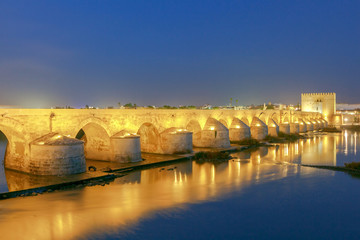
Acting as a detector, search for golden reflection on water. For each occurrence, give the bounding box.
[0,134,343,240]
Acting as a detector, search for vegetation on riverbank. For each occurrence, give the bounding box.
[342,125,360,132]
[302,162,360,177]
[230,138,261,146]
[320,127,342,133]
[344,162,360,170]
[193,151,231,163]
[231,133,304,147]
[264,132,304,143]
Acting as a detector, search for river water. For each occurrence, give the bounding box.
[1,131,360,239]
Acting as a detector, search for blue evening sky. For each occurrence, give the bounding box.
[0,0,359,108]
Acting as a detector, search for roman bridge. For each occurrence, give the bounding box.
[0,109,323,175]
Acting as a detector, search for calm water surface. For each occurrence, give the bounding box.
[1,131,360,239]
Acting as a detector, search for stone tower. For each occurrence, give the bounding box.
[301,92,336,121]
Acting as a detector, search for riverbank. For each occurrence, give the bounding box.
[301,164,360,177]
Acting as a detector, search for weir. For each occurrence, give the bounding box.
[0,109,324,175]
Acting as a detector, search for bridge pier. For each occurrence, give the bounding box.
[251,117,268,140]
[311,120,319,130]
[111,131,142,163]
[322,119,328,128]
[160,128,193,154]
[138,124,193,154]
[229,119,251,141]
[268,119,279,136]
[279,123,290,134]
[298,120,307,133]
[306,121,314,131]
[29,133,86,175]
[290,123,300,134]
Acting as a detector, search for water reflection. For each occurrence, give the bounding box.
[1,132,360,239]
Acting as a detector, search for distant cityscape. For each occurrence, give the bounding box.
[47,102,300,111]
[1,101,360,112]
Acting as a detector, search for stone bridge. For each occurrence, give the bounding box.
[0,109,323,175]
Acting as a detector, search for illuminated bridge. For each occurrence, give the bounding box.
[0,109,324,175]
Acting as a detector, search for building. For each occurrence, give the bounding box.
[301,92,338,125]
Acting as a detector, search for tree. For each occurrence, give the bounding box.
[124,103,133,108]
[230,98,233,106]
[118,102,121,108]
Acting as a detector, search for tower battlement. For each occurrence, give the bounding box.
[301,93,336,96]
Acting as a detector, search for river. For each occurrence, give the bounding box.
[1,131,360,239]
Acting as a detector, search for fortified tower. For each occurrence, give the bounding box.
[301,92,336,123]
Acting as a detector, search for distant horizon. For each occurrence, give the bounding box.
[1,98,360,110]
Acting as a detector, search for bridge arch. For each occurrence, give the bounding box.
[73,117,112,138]
[241,116,250,126]
[258,112,268,125]
[270,112,279,124]
[219,119,229,129]
[75,119,112,161]
[283,116,290,123]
